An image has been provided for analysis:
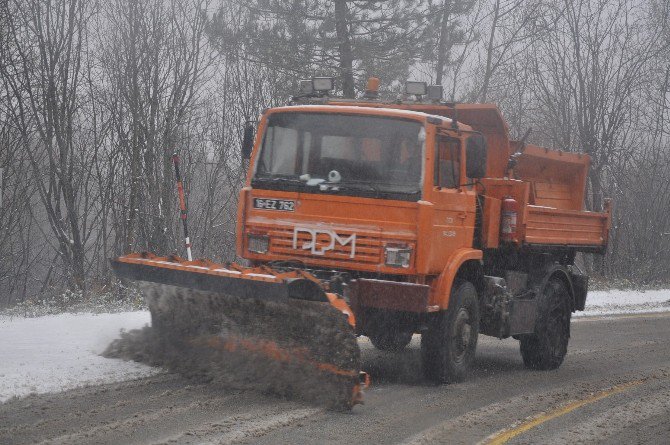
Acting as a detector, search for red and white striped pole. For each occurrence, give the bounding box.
[172,154,192,261]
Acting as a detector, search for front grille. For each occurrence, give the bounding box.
[268,227,382,264]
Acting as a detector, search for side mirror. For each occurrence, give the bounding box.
[241,122,255,160]
[466,134,487,179]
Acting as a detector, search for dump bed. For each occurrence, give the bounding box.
[479,145,611,252]
[418,103,612,252]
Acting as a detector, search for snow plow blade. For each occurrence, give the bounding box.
[110,253,365,409]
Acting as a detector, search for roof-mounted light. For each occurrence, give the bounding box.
[365,76,380,98]
[405,81,427,96]
[427,85,443,101]
[299,79,314,94]
[312,77,335,92]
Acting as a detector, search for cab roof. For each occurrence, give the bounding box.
[266,104,472,131]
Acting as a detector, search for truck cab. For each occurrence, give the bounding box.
[238,104,481,273]
[236,78,611,382]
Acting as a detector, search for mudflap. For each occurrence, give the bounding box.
[139,282,362,410]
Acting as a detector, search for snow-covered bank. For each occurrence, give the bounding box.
[577,289,670,317]
[0,311,159,403]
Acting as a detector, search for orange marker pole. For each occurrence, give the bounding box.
[172,154,192,261]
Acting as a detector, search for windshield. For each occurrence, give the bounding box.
[253,112,424,199]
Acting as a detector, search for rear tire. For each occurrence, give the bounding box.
[368,330,413,352]
[421,280,479,383]
[519,277,571,370]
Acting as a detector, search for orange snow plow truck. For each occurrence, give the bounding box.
[111,78,611,409]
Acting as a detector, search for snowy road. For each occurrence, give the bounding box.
[1,290,669,444]
[2,289,668,403]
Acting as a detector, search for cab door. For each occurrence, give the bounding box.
[424,133,477,273]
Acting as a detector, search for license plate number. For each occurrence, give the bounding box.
[253,198,295,211]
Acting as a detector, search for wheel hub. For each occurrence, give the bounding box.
[452,308,472,361]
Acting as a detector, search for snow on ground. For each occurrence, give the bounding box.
[0,311,159,403]
[0,289,669,404]
[577,289,670,317]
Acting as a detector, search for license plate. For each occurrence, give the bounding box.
[253,198,295,211]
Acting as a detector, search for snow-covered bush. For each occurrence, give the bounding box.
[0,283,146,318]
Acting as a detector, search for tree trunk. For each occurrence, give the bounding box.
[480,0,501,102]
[124,0,143,254]
[435,1,452,86]
[334,0,355,98]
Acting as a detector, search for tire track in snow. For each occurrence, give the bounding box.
[158,407,322,445]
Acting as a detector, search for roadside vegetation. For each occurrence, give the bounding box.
[0,285,145,318]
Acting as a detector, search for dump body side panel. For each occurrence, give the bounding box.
[525,206,609,249]
[480,178,609,251]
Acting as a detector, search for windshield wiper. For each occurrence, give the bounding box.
[313,180,382,197]
[253,176,418,198]
[348,180,422,194]
[338,180,381,194]
[254,176,305,185]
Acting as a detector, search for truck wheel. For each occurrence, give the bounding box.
[421,280,479,383]
[368,330,413,352]
[519,278,571,370]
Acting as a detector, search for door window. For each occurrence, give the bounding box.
[434,137,461,188]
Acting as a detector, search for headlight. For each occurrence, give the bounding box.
[385,245,412,268]
[247,233,269,254]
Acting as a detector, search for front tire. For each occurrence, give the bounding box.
[421,280,479,383]
[519,277,571,370]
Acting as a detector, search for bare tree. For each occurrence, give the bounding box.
[1,0,94,291]
[476,0,549,102]
[97,0,215,256]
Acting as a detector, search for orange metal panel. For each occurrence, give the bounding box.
[533,183,574,210]
[524,206,609,246]
[242,190,420,275]
[479,178,530,244]
[482,196,501,248]
[415,200,434,275]
[425,188,477,274]
[430,248,483,309]
[236,187,251,258]
[514,145,591,210]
